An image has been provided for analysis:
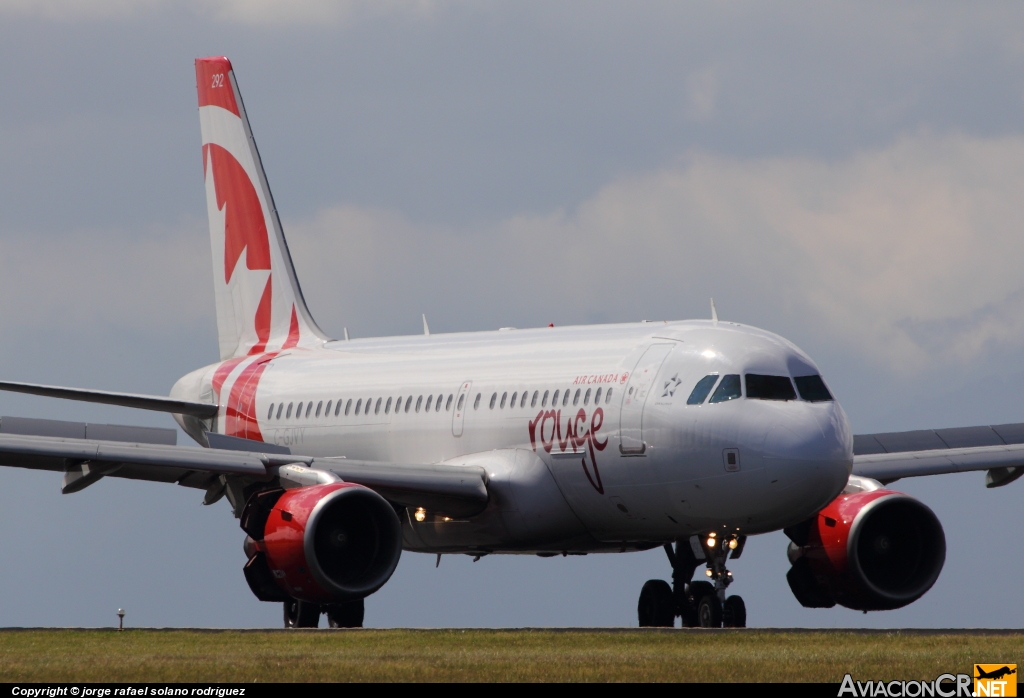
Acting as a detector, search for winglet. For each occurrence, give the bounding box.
[422,314,430,336]
[710,298,719,325]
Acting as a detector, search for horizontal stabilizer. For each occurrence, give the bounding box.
[0,380,218,419]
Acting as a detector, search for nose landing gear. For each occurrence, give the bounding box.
[637,533,747,628]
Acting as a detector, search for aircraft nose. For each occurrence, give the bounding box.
[762,402,852,517]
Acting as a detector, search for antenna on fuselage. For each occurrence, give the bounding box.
[710,298,719,326]
[343,327,350,341]
[422,314,430,336]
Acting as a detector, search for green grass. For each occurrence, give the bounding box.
[0,629,1020,682]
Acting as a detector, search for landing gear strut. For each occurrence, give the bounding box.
[637,533,747,628]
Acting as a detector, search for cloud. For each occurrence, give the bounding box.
[0,222,210,333]
[2,130,1018,377]
[283,131,1024,371]
[0,0,440,24]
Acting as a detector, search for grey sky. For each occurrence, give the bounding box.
[1,1,1023,628]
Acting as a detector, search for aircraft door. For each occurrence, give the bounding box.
[619,343,675,454]
[452,381,472,437]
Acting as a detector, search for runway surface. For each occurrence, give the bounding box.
[1,628,1021,682]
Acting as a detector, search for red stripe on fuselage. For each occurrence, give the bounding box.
[224,353,278,441]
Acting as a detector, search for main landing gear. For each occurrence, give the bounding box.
[283,598,365,628]
[637,533,747,628]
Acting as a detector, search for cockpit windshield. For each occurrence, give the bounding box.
[686,374,719,405]
[794,375,833,402]
[709,374,741,403]
[745,374,797,401]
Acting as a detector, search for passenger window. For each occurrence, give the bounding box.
[584,388,591,405]
[606,388,613,404]
[489,393,497,409]
[385,397,392,414]
[687,374,719,405]
[286,403,293,418]
[425,395,433,411]
[531,391,539,408]
[446,394,453,411]
[315,401,323,417]
[325,400,332,416]
[345,399,352,416]
[416,396,423,412]
[500,392,507,408]
[436,394,443,412]
[474,393,481,409]
[794,375,833,402]
[335,400,342,416]
[375,397,382,414]
[276,404,284,420]
[306,402,313,418]
[510,392,518,408]
[366,397,372,414]
[542,390,550,407]
[551,390,559,406]
[563,390,570,406]
[396,397,403,413]
[296,402,303,418]
[745,374,797,401]
[709,375,742,403]
[267,404,274,420]
[457,394,465,410]
[571,389,579,406]
[405,397,412,413]
[355,398,362,415]
[594,387,602,404]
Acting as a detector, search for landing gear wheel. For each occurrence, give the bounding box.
[283,599,321,628]
[686,581,715,607]
[723,595,746,628]
[326,599,365,628]
[638,579,675,627]
[697,594,722,628]
[681,581,714,627]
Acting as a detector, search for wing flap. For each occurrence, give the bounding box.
[0,433,267,476]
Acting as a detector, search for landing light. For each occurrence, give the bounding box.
[414,508,427,522]
[706,537,716,548]
[705,569,713,577]
[728,539,738,550]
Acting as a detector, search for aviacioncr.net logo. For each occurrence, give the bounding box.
[974,665,1017,697]
[839,674,973,697]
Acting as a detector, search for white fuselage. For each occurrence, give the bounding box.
[173,319,853,555]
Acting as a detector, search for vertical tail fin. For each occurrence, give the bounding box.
[195,56,327,359]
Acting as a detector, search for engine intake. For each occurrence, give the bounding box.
[785,489,945,611]
[241,483,402,603]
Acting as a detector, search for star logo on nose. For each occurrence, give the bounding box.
[663,373,682,397]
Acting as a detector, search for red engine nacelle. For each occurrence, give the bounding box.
[240,483,403,604]
[785,488,946,611]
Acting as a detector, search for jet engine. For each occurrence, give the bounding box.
[784,488,946,611]
[239,482,403,604]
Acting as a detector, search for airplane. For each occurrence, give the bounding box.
[2,55,1023,629]
[976,667,1017,681]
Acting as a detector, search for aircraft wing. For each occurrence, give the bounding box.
[853,423,1024,488]
[0,416,489,516]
